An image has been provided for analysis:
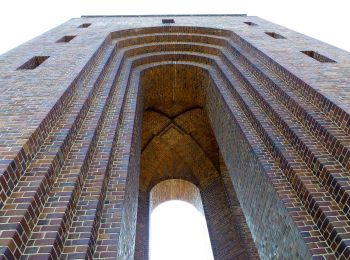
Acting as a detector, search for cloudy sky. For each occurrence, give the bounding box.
[0,0,349,54]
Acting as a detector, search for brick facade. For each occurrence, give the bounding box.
[0,15,350,259]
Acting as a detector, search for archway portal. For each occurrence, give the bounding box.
[134,63,258,260]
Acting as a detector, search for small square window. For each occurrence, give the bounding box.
[301,51,336,63]
[244,22,257,26]
[265,32,286,39]
[78,23,91,28]
[17,56,49,70]
[162,19,175,24]
[57,35,76,43]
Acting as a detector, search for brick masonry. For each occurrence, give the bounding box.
[0,15,349,259]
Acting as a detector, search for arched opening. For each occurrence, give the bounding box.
[108,26,260,260]
[149,179,213,260]
[150,201,213,260]
[134,62,257,260]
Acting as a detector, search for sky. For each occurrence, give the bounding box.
[150,200,214,260]
[0,0,349,55]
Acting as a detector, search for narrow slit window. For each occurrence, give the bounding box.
[301,51,336,63]
[265,32,286,39]
[162,19,175,24]
[17,56,49,70]
[78,23,91,28]
[57,35,76,43]
[244,21,257,26]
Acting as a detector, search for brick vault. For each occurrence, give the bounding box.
[0,15,350,260]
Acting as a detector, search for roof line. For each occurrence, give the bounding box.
[81,14,247,18]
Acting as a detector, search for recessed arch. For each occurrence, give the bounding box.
[131,57,257,259]
[108,25,309,260]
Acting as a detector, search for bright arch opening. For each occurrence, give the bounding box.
[149,180,214,260]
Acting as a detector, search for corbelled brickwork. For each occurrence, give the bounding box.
[0,14,350,259]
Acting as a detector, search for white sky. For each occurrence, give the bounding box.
[150,200,214,260]
[0,0,349,55]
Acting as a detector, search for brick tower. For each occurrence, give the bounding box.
[0,14,349,259]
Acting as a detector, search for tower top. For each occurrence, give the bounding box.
[81,14,247,18]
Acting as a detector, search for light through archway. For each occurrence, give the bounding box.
[149,200,214,260]
[148,179,214,260]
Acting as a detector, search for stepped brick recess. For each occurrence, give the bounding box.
[0,15,350,259]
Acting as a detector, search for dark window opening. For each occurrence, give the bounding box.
[301,51,336,63]
[162,19,175,24]
[78,23,91,28]
[17,56,49,70]
[57,35,76,42]
[244,21,257,26]
[265,32,286,39]
[57,35,76,43]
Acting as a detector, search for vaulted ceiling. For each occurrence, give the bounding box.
[140,64,220,191]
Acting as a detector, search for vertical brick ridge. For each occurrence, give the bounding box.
[0,40,112,208]
[19,47,126,259]
[212,61,350,257]
[207,71,326,258]
[116,70,143,260]
[221,48,350,220]
[61,59,132,260]
[94,65,142,260]
[201,177,250,260]
[0,44,119,259]
[229,30,350,136]
[214,52,350,257]
[219,155,260,259]
[215,60,349,255]
[225,40,350,172]
[134,191,149,260]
